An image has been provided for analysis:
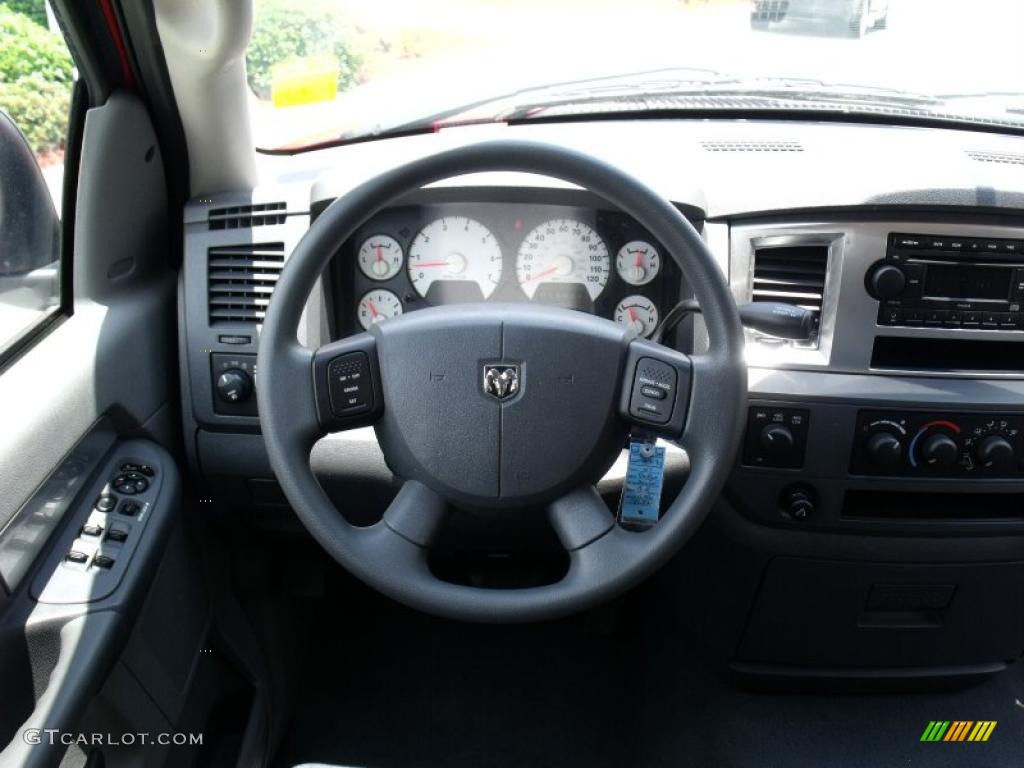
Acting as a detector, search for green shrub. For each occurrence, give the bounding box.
[0,0,47,27]
[0,75,69,154]
[0,7,73,84]
[246,2,362,98]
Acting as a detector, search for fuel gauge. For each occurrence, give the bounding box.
[614,295,659,337]
[358,235,404,281]
[616,241,660,286]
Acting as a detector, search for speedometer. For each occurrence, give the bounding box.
[407,217,502,301]
[516,219,609,301]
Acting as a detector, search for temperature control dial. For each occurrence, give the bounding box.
[865,431,903,468]
[919,433,959,468]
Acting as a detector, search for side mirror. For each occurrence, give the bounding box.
[0,109,60,313]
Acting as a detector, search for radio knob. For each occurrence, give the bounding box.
[868,264,907,299]
[865,431,903,468]
[976,435,1015,471]
[919,433,959,468]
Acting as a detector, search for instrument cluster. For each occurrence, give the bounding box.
[338,202,681,337]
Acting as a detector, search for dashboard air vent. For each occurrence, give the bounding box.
[966,149,1024,166]
[701,140,803,153]
[751,244,828,342]
[208,202,287,230]
[207,242,285,324]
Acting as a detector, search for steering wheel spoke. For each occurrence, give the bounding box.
[547,485,615,551]
[382,480,448,547]
[312,332,385,433]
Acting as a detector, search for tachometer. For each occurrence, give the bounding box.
[357,289,403,330]
[358,234,403,281]
[616,241,660,286]
[516,219,609,301]
[407,217,502,301]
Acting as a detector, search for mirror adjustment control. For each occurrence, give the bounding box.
[94,495,117,513]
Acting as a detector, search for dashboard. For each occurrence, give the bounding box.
[178,117,1024,683]
[332,200,684,339]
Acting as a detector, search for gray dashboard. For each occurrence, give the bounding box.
[178,117,1024,535]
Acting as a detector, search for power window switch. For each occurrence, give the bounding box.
[81,523,103,537]
[66,550,89,564]
[94,554,115,569]
[106,527,129,543]
[119,501,141,517]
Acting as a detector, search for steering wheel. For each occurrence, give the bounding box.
[257,141,746,623]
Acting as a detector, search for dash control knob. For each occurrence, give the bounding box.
[976,435,1015,470]
[865,431,903,468]
[216,368,253,403]
[919,433,959,468]
[760,424,795,458]
[868,263,907,299]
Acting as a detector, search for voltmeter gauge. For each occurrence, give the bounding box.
[616,241,660,286]
[614,295,659,337]
[357,289,403,330]
[358,235,404,281]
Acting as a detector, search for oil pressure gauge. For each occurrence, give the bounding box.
[614,295,659,337]
[616,241,660,286]
[358,235,404,281]
[357,289,403,330]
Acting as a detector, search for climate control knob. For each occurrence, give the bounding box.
[215,368,253,404]
[919,433,959,468]
[868,263,907,299]
[865,431,903,468]
[976,435,1015,471]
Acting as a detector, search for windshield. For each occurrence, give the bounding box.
[250,0,1024,150]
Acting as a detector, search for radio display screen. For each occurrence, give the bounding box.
[923,264,1011,300]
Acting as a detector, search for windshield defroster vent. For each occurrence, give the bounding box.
[966,149,1024,166]
[701,139,803,153]
[751,244,829,344]
[208,242,285,324]
[208,202,287,230]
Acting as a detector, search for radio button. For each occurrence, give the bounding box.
[903,309,924,324]
[879,306,902,325]
[983,241,1001,253]
[1003,241,1022,254]
[961,312,982,327]
[894,235,924,249]
[925,310,947,325]
[998,313,1016,329]
[981,312,1000,328]
[925,237,946,250]
[1011,270,1024,299]
[948,240,965,251]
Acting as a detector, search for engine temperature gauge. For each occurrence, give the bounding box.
[616,241,660,286]
[357,289,403,330]
[614,295,659,337]
[358,235,404,281]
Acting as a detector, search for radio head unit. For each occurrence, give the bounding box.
[868,233,1024,329]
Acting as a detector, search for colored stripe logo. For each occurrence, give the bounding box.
[921,721,997,742]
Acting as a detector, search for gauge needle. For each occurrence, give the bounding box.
[525,265,559,283]
[635,251,643,268]
[413,261,450,268]
[376,247,383,262]
[628,307,638,322]
[368,300,379,319]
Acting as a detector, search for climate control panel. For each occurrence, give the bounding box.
[851,410,1024,477]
